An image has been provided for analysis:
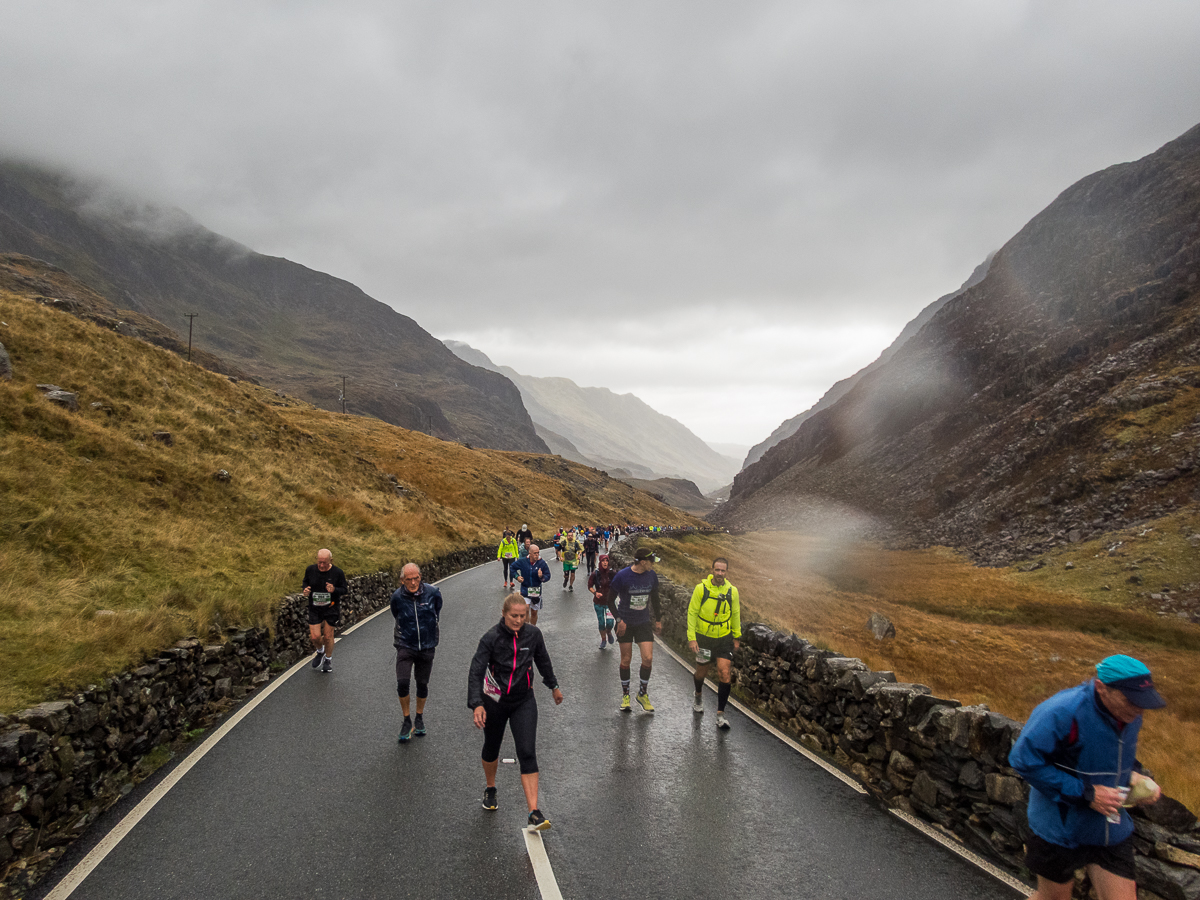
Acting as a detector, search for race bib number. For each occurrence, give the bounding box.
[311,592,332,607]
[629,591,650,611]
[527,585,542,599]
[695,647,712,664]
[483,668,502,700]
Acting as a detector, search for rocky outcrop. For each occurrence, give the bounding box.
[717,122,1200,566]
[0,544,493,898]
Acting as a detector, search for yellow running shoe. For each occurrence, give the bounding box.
[619,693,631,712]
[636,691,655,713]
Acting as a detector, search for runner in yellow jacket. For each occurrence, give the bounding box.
[497,532,519,589]
[686,558,740,730]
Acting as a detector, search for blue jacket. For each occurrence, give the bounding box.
[390,582,443,650]
[1009,679,1142,848]
[511,558,551,599]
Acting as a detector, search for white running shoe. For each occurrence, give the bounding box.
[693,694,704,714]
[716,713,730,730]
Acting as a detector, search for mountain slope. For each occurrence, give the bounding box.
[742,255,993,469]
[444,340,739,492]
[716,121,1200,565]
[0,161,547,453]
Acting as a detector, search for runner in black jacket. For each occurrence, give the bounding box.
[468,594,563,830]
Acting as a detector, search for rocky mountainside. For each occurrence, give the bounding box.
[0,162,547,453]
[742,255,992,470]
[444,340,740,492]
[716,122,1200,566]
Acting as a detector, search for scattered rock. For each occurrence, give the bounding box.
[213,469,231,483]
[36,383,63,393]
[152,431,173,447]
[0,340,11,380]
[45,390,78,412]
[1065,561,1075,570]
[867,612,896,641]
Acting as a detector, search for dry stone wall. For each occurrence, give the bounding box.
[610,542,1200,900]
[0,544,493,897]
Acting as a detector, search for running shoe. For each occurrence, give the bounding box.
[413,714,426,736]
[619,693,631,712]
[599,638,607,650]
[568,585,573,592]
[527,809,551,832]
[606,630,614,644]
[398,718,413,742]
[693,694,704,714]
[636,691,655,713]
[320,658,332,674]
[310,650,324,669]
[716,713,731,731]
[482,786,498,810]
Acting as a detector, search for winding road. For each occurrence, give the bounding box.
[36,552,1026,900]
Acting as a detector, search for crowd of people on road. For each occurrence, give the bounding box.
[299,536,1170,896]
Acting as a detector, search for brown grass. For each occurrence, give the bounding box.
[0,290,699,712]
[653,530,1200,812]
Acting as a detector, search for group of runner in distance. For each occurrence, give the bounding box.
[299,523,738,835]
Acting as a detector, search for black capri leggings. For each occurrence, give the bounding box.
[481,693,539,774]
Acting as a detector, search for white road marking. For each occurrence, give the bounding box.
[656,636,1029,895]
[43,562,489,900]
[522,828,565,900]
[889,809,1029,895]
[654,636,866,793]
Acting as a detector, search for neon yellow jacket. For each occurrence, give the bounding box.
[497,537,519,560]
[686,575,740,640]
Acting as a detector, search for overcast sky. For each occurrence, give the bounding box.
[4,2,1200,448]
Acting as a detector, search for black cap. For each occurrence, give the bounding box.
[634,548,660,562]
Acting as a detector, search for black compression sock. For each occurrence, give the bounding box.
[694,675,705,694]
[639,664,652,683]
[717,682,731,712]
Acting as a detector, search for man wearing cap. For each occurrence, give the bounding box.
[607,547,663,712]
[1009,655,1166,900]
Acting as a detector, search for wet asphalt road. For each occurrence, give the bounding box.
[40,553,1023,900]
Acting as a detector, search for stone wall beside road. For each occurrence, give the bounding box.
[0,544,495,898]
[609,542,1200,900]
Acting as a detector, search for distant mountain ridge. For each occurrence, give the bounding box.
[0,161,547,453]
[716,121,1200,566]
[444,340,740,492]
[742,254,993,470]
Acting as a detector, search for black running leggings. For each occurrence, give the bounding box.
[481,692,539,774]
[501,559,513,581]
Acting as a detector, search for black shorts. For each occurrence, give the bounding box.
[308,603,340,627]
[695,633,734,663]
[1024,832,1137,884]
[395,645,436,689]
[617,621,656,644]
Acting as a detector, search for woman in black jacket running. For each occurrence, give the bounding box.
[468,593,563,830]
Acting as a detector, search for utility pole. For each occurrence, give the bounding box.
[184,314,198,362]
[341,376,347,414]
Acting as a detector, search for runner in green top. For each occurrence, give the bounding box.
[496,530,519,589]
[687,558,741,730]
[560,530,584,592]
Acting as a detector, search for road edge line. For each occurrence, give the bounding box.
[889,809,1030,895]
[43,559,490,900]
[43,650,314,900]
[522,828,565,900]
[654,636,866,793]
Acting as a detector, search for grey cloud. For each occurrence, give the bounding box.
[3,1,1200,443]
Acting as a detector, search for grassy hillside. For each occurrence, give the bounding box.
[649,530,1200,813]
[0,288,698,713]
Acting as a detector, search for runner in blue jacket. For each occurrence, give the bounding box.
[511,544,552,626]
[390,564,443,742]
[1008,654,1165,900]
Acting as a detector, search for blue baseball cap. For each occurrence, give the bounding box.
[1097,655,1166,709]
